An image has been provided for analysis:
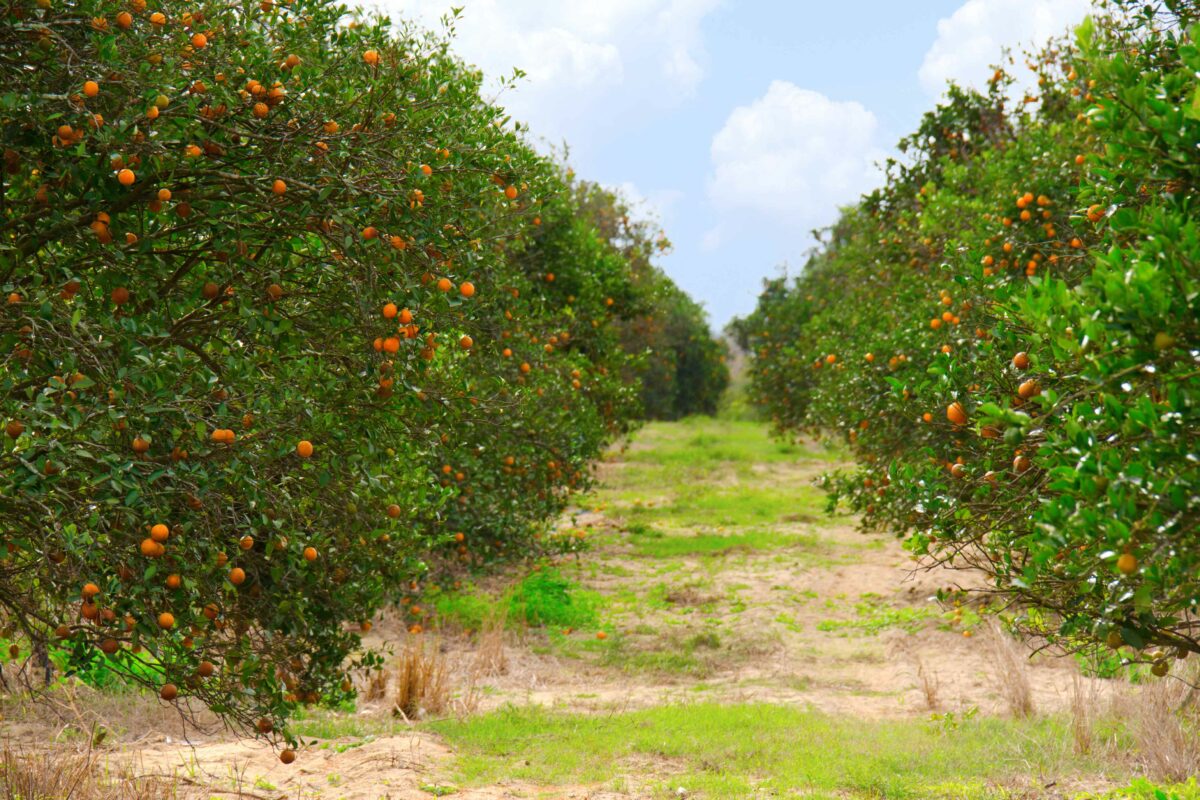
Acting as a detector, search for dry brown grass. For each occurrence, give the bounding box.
[985,621,1035,717]
[1114,669,1200,781]
[0,747,177,800]
[1069,673,1100,755]
[392,638,450,720]
[470,608,509,680]
[915,655,941,711]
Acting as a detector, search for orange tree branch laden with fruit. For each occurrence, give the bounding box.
[734,1,1199,676]
[0,0,723,748]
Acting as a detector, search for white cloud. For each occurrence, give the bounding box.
[919,0,1091,96]
[606,182,684,227]
[378,0,720,146]
[707,81,885,226]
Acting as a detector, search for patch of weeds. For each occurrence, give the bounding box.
[774,613,803,633]
[291,710,401,740]
[420,784,458,797]
[685,631,721,650]
[430,585,493,633]
[817,596,937,636]
[509,568,600,630]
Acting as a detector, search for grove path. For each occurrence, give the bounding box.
[75,419,1097,798]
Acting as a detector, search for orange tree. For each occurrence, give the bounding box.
[0,0,658,744]
[735,1,1200,673]
[572,181,729,420]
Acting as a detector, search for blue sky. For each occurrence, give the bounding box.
[384,0,1092,330]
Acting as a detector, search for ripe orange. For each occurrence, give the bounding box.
[111,286,130,305]
[595,631,607,640]
[280,749,296,764]
[459,281,475,298]
[5,420,24,438]
[157,612,175,629]
[946,402,967,426]
[1017,379,1040,399]
[132,437,150,453]
[117,168,135,186]
[239,535,254,551]
[1117,553,1138,575]
[362,226,378,239]
[229,567,246,585]
[459,335,473,350]
[382,302,397,319]
[1012,351,1030,370]
[191,32,207,48]
[198,660,215,677]
[272,179,287,195]
[160,683,178,701]
[296,440,314,458]
[82,582,101,599]
[437,277,452,292]
[363,49,379,66]
[303,546,318,561]
[386,504,401,518]
[504,185,518,200]
[140,538,163,557]
[150,523,170,542]
[83,80,100,98]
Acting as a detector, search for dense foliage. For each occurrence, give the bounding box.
[0,0,720,745]
[571,182,728,420]
[736,1,1199,672]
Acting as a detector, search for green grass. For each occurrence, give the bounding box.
[817,594,940,636]
[625,525,824,558]
[427,702,1115,799]
[431,568,601,633]
[618,417,823,467]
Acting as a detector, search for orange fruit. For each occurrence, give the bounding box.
[387,504,401,518]
[198,660,215,677]
[382,302,397,319]
[1117,553,1138,575]
[191,32,207,48]
[150,523,170,542]
[111,286,130,305]
[280,749,296,764]
[1017,379,1040,399]
[1012,351,1030,370]
[82,582,101,599]
[157,612,175,629]
[363,49,379,66]
[272,179,287,195]
[229,567,246,585]
[459,281,475,298]
[946,402,967,425]
[83,80,100,98]
[459,335,473,350]
[117,168,135,186]
[437,277,452,292]
[5,420,25,438]
[160,683,178,701]
[504,185,518,200]
[296,440,314,458]
[303,546,318,561]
